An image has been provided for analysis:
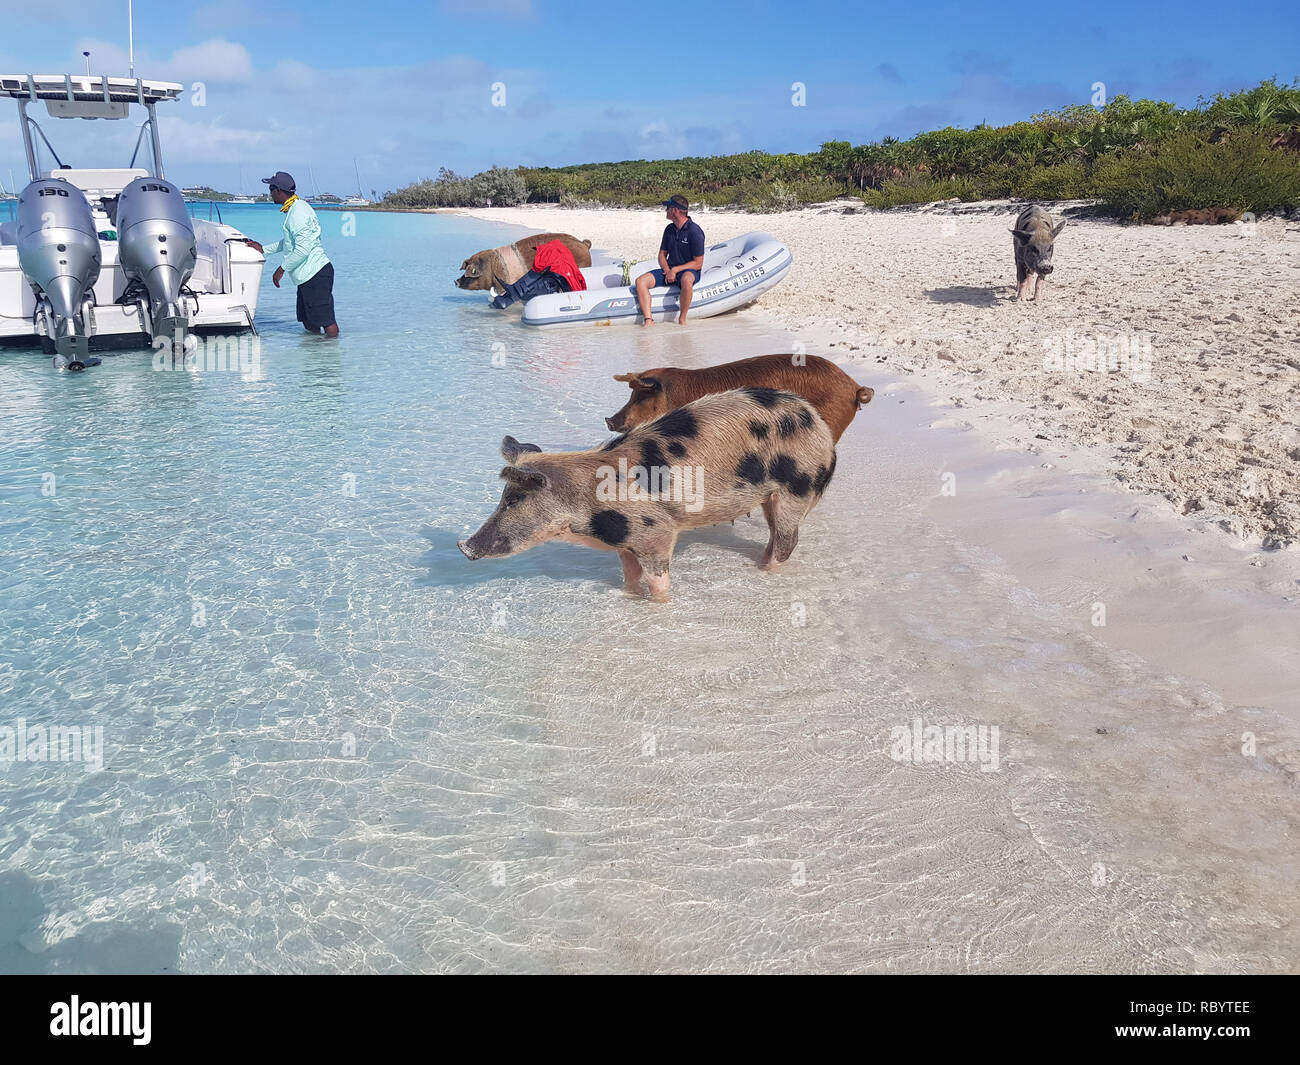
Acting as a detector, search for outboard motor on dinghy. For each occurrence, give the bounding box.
[15,178,102,369]
[116,176,197,349]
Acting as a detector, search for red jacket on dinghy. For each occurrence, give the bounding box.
[533,240,587,291]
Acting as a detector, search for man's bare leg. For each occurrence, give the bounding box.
[635,272,656,326]
[677,273,695,325]
[324,324,339,337]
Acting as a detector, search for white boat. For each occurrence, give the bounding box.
[0,73,264,369]
[229,165,256,203]
[344,159,372,206]
[520,231,792,326]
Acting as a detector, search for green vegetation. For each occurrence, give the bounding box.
[383,166,527,208]
[383,79,1300,220]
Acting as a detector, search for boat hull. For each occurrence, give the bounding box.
[0,216,263,348]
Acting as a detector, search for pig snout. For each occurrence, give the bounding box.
[1038,263,1054,275]
[605,415,622,432]
[459,526,510,560]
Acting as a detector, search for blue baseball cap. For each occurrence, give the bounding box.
[261,171,296,192]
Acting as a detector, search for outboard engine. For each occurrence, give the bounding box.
[116,176,197,350]
[16,178,102,370]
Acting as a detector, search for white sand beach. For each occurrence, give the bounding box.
[456,201,1300,546]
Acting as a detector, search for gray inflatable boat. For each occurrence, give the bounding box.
[520,230,792,326]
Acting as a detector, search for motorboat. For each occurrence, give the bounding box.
[519,231,792,326]
[0,73,264,370]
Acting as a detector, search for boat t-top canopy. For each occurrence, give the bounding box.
[3,74,182,183]
[0,74,183,105]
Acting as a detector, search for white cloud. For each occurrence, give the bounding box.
[271,59,327,95]
[161,39,254,89]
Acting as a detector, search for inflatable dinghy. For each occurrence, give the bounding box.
[520,230,791,326]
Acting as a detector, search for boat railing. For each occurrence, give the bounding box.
[186,200,224,224]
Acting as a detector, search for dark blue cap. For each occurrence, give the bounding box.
[261,171,296,192]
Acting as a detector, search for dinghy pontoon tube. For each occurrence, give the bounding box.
[520,231,792,326]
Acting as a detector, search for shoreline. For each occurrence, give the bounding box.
[450,200,1300,548]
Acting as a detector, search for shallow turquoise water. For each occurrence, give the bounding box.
[2,208,1296,973]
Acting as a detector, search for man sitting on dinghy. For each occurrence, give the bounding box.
[636,194,704,326]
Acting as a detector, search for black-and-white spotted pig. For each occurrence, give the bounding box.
[457,388,838,600]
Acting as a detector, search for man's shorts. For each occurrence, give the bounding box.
[648,268,701,288]
[296,262,336,329]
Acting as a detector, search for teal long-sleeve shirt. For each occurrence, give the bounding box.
[263,197,330,284]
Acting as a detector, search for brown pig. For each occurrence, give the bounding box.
[604,354,874,441]
[454,233,593,295]
[458,388,838,600]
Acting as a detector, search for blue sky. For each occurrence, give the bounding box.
[1,0,1296,196]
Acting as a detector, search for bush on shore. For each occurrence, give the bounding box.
[1090,131,1300,220]
[382,79,1300,218]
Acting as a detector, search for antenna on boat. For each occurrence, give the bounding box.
[128,0,136,78]
[83,52,92,77]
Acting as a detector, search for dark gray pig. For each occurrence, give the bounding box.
[1012,205,1065,300]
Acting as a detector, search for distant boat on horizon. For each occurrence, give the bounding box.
[229,164,255,203]
[344,158,372,207]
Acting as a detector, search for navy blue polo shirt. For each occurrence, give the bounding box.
[661,218,706,268]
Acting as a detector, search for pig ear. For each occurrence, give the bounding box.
[1052,220,1067,238]
[612,373,662,392]
[500,465,548,491]
[1010,227,1030,241]
[501,435,543,462]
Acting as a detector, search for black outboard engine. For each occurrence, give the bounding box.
[15,178,102,369]
[115,176,197,349]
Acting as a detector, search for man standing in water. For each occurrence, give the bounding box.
[635,194,705,326]
[242,171,339,337]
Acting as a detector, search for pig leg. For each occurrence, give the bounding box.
[760,492,802,569]
[618,549,645,594]
[1032,273,1045,301]
[645,569,671,600]
[636,536,676,601]
[640,555,672,601]
[1015,260,1029,300]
